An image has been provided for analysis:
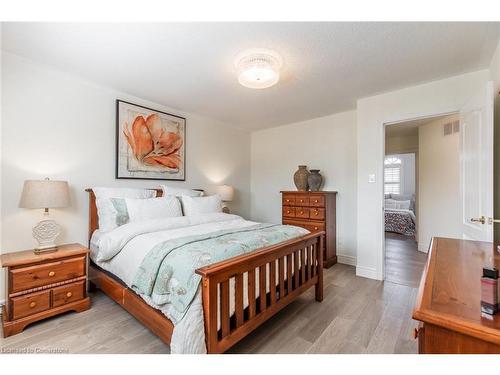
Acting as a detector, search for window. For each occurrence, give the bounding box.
[384,156,401,195]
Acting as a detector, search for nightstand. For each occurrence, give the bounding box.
[1,243,91,337]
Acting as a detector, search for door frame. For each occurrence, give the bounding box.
[381,110,458,280]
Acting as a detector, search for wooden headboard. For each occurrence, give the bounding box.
[85,187,203,245]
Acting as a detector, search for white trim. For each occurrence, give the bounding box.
[337,254,356,266]
[417,242,429,253]
[356,265,380,280]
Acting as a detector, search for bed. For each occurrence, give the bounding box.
[86,188,324,354]
[384,194,416,236]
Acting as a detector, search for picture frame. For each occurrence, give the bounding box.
[116,100,186,181]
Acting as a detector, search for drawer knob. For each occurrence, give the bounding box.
[300,199,303,203]
[314,211,318,215]
[48,271,55,277]
[66,292,73,298]
[300,211,304,214]
[314,200,318,203]
[314,227,318,230]
[29,301,37,308]
[287,211,290,214]
[286,199,290,202]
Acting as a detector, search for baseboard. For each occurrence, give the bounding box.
[356,265,379,280]
[337,254,356,266]
[417,242,429,253]
[0,299,5,316]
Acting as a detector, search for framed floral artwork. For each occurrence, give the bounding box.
[116,100,186,180]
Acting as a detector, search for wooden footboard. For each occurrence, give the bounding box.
[196,231,324,354]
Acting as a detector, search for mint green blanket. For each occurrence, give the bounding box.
[132,223,308,323]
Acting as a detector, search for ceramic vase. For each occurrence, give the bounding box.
[293,165,309,191]
[308,169,323,191]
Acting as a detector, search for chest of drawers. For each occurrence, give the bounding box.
[281,191,337,268]
[1,243,91,337]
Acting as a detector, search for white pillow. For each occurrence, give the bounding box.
[385,199,398,210]
[125,196,182,222]
[93,187,157,232]
[180,195,222,216]
[397,200,411,210]
[160,185,203,197]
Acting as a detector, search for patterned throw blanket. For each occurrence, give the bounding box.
[132,223,308,323]
[385,210,415,236]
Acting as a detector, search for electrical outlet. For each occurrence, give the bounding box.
[368,174,376,183]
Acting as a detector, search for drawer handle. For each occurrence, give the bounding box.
[314,227,318,230]
[66,292,73,298]
[300,211,304,215]
[314,211,318,215]
[29,301,37,308]
[300,199,304,203]
[48,271,56,277]
[286,199,290,202]
[314,199,319,203]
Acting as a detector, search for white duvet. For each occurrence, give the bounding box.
[90,213,280,354]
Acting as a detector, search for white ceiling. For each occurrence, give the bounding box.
[2,22,499,131]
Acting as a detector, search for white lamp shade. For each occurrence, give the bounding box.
[19,179,70,209]
[216,185,235,202]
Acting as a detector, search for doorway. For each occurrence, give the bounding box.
[384,113,461,287]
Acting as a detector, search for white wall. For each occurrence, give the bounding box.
[385,134,418,155]
[0,52,252,301]
[418,114,461,252]
[251,111,358,265]
[491,40,500,242]
[356,69,490,280]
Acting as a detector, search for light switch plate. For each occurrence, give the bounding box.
[368,174,376,183]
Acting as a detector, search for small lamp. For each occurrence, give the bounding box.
[19,178,70,253]
[216,185,234,214]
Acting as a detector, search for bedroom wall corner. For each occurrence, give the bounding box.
[0,52,252,302]
[491,39,500,242]
[250,110,358,266]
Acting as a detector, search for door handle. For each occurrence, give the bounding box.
[471,216,486,224]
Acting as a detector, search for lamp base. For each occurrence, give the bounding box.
[33,219,61,254]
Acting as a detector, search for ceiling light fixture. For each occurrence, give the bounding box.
[234,48,283,89]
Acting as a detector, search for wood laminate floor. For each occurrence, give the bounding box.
[0,264,419,354]
[385,232,427,288]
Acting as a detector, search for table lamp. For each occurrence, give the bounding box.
[19,178,70,253]
[216,185,234,214]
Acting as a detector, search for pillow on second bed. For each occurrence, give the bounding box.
[181,195,222,216]
[125,196,183,222]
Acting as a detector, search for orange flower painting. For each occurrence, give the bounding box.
[116,100,185,180]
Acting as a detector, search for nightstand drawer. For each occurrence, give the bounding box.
[11,290,50,320]
[52,281,85,307]
[295,196,309,206]
[10,256,85,293]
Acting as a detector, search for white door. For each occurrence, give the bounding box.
[460,81,494,242]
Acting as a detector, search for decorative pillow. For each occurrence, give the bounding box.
[160,185,203,197]
[125,196,182,222]
[93,187,157,232]
[180,195,222,216]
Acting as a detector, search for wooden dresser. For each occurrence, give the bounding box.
[281,191,337,268]
[413,237,500,353]
[1,243,91,337]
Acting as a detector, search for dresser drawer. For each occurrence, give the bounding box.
[11,290,50,320]
[309,195,325,207]
[282,195,296,206]
[52,280,85,308]
[309,208,325,220]
[283,219,325,233]
[283,207,296,218]
[295,207,310,219]
[295,196,309,206]
[10,256,86,293]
